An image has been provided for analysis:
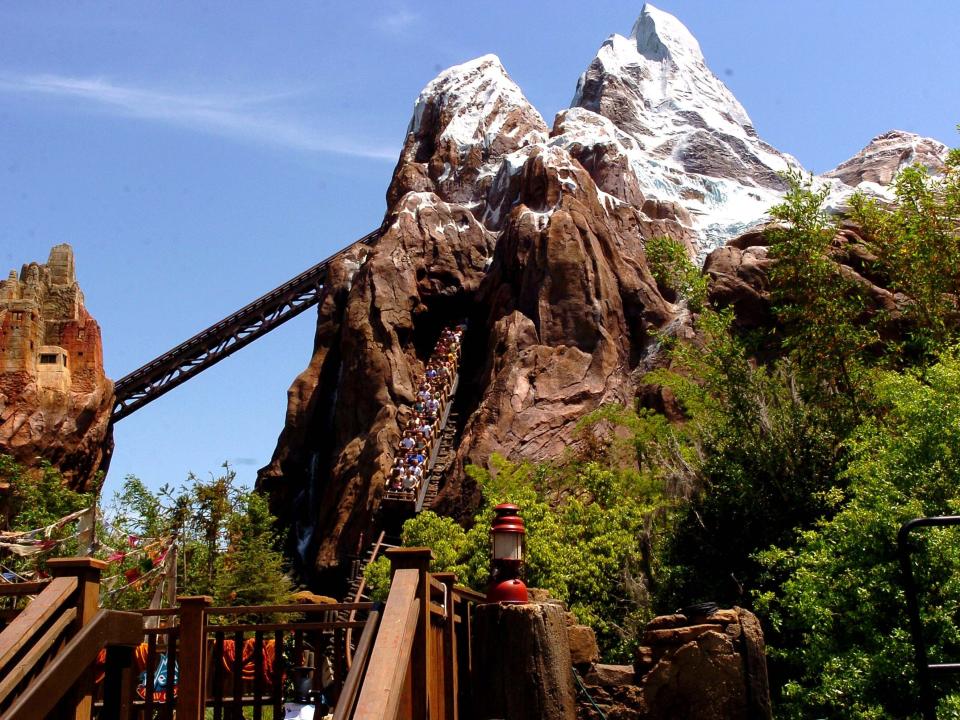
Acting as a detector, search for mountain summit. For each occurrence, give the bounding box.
[572,4,800,251]
[259,5,949,578]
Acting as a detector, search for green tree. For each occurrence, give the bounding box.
[214,491,292,606]
[851,150,960,359]
[0,455,92,578]
[646,235,708,312]
[768,169,876,399]
[639,229,849,611]
[101,466,291,609]
[369,445,664,660]
[756,348,960,719]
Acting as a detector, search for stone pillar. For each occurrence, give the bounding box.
[472,602,577,720]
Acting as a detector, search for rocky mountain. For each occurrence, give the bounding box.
[258,4,948,580]
[0,245,113,491]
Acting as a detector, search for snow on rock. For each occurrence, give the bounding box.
[568,3,803,254]
[819,131,950,214]
[387,54,549,213]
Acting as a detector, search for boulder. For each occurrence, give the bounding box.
[567,624,600,666]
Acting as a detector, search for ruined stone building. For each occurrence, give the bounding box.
[0,245,113,491]
[0,245,104,398]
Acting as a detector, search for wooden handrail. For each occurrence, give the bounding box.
[333,609,381,720]
[0,580,51,597]
[206,602,373,615]
[346,530,387,667]
[0,606,77,704]
[352,569,421,720]
[0,575,77,675]
[452,585,486,604]
[2,609,143,719]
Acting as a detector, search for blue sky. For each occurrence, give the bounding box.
[1,1,957,498]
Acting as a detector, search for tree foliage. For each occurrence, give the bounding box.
[756,350,960,719]
[369,437,666,661]
[0,460,291,608]
[851,151,960,358]
[103,466,292,608]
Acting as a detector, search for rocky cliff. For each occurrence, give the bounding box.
[0,245,113,491]
[258,3,948,580]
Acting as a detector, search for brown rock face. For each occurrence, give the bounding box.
[258,57,690,580]
[576,607,771,720]
[704,222,912,341]
[823,130,948,188]
[0,245,113,491]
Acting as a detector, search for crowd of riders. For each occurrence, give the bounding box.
[387,324,464,496]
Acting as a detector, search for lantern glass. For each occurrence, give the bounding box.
[493,532,522,561]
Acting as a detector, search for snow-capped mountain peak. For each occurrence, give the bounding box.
[631,4,703,68]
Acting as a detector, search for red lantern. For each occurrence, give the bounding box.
[487,503,529,604]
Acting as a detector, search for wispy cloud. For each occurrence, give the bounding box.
[0,72,398,161]
[375,7,418,35]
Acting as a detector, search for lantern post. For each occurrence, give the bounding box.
[487,503,529,604]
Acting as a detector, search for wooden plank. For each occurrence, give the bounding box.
[176,595,212,720]
[352,569,421,720]
[2,610,142,720]
[252,630,264,720]
[272,629,284,720]
[212,631,225,720]
[135,608,181,617]
[210,620,366,633]
[231,630,244,720]
[333,610,380,720]
[452,585,486,603]
[144,628,157,717]
[101,645,134,720]
[47,556,107,720]
[0,606,77,704]
[0,580,51,597]
[206,602,373,615]
[0,576,77,674]
[163,626,178,720]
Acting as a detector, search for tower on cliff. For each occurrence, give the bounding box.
[0,244,104,397]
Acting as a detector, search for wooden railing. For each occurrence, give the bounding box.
[0,551,482,719]
[0,579,50,633]
[102,597,379,720]
[344,530,388,668]
[350,548,482,720]
[0,558,141,719]
[5,608,143,719]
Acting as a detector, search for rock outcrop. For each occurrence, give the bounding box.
[573,607,772,720]
[0,245,113,491]
[259,4,949,581]
[823,130,949,189]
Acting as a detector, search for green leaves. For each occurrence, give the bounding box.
[645,235,708,312]
[768,169,875,400]
[102,466,291,609]
[757,349,960,718]
[377,444,663,662]
[851,155,960,360]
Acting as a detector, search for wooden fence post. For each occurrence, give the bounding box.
[47,556,107,720]
[387,547,433,720]
[432,572,458,720]
[177,595,212,720]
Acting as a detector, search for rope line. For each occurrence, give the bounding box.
[573,666,608,720]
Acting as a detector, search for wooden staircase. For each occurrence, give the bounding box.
[422,410,459,511]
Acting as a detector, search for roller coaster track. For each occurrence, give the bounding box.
[111,228,381,422]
